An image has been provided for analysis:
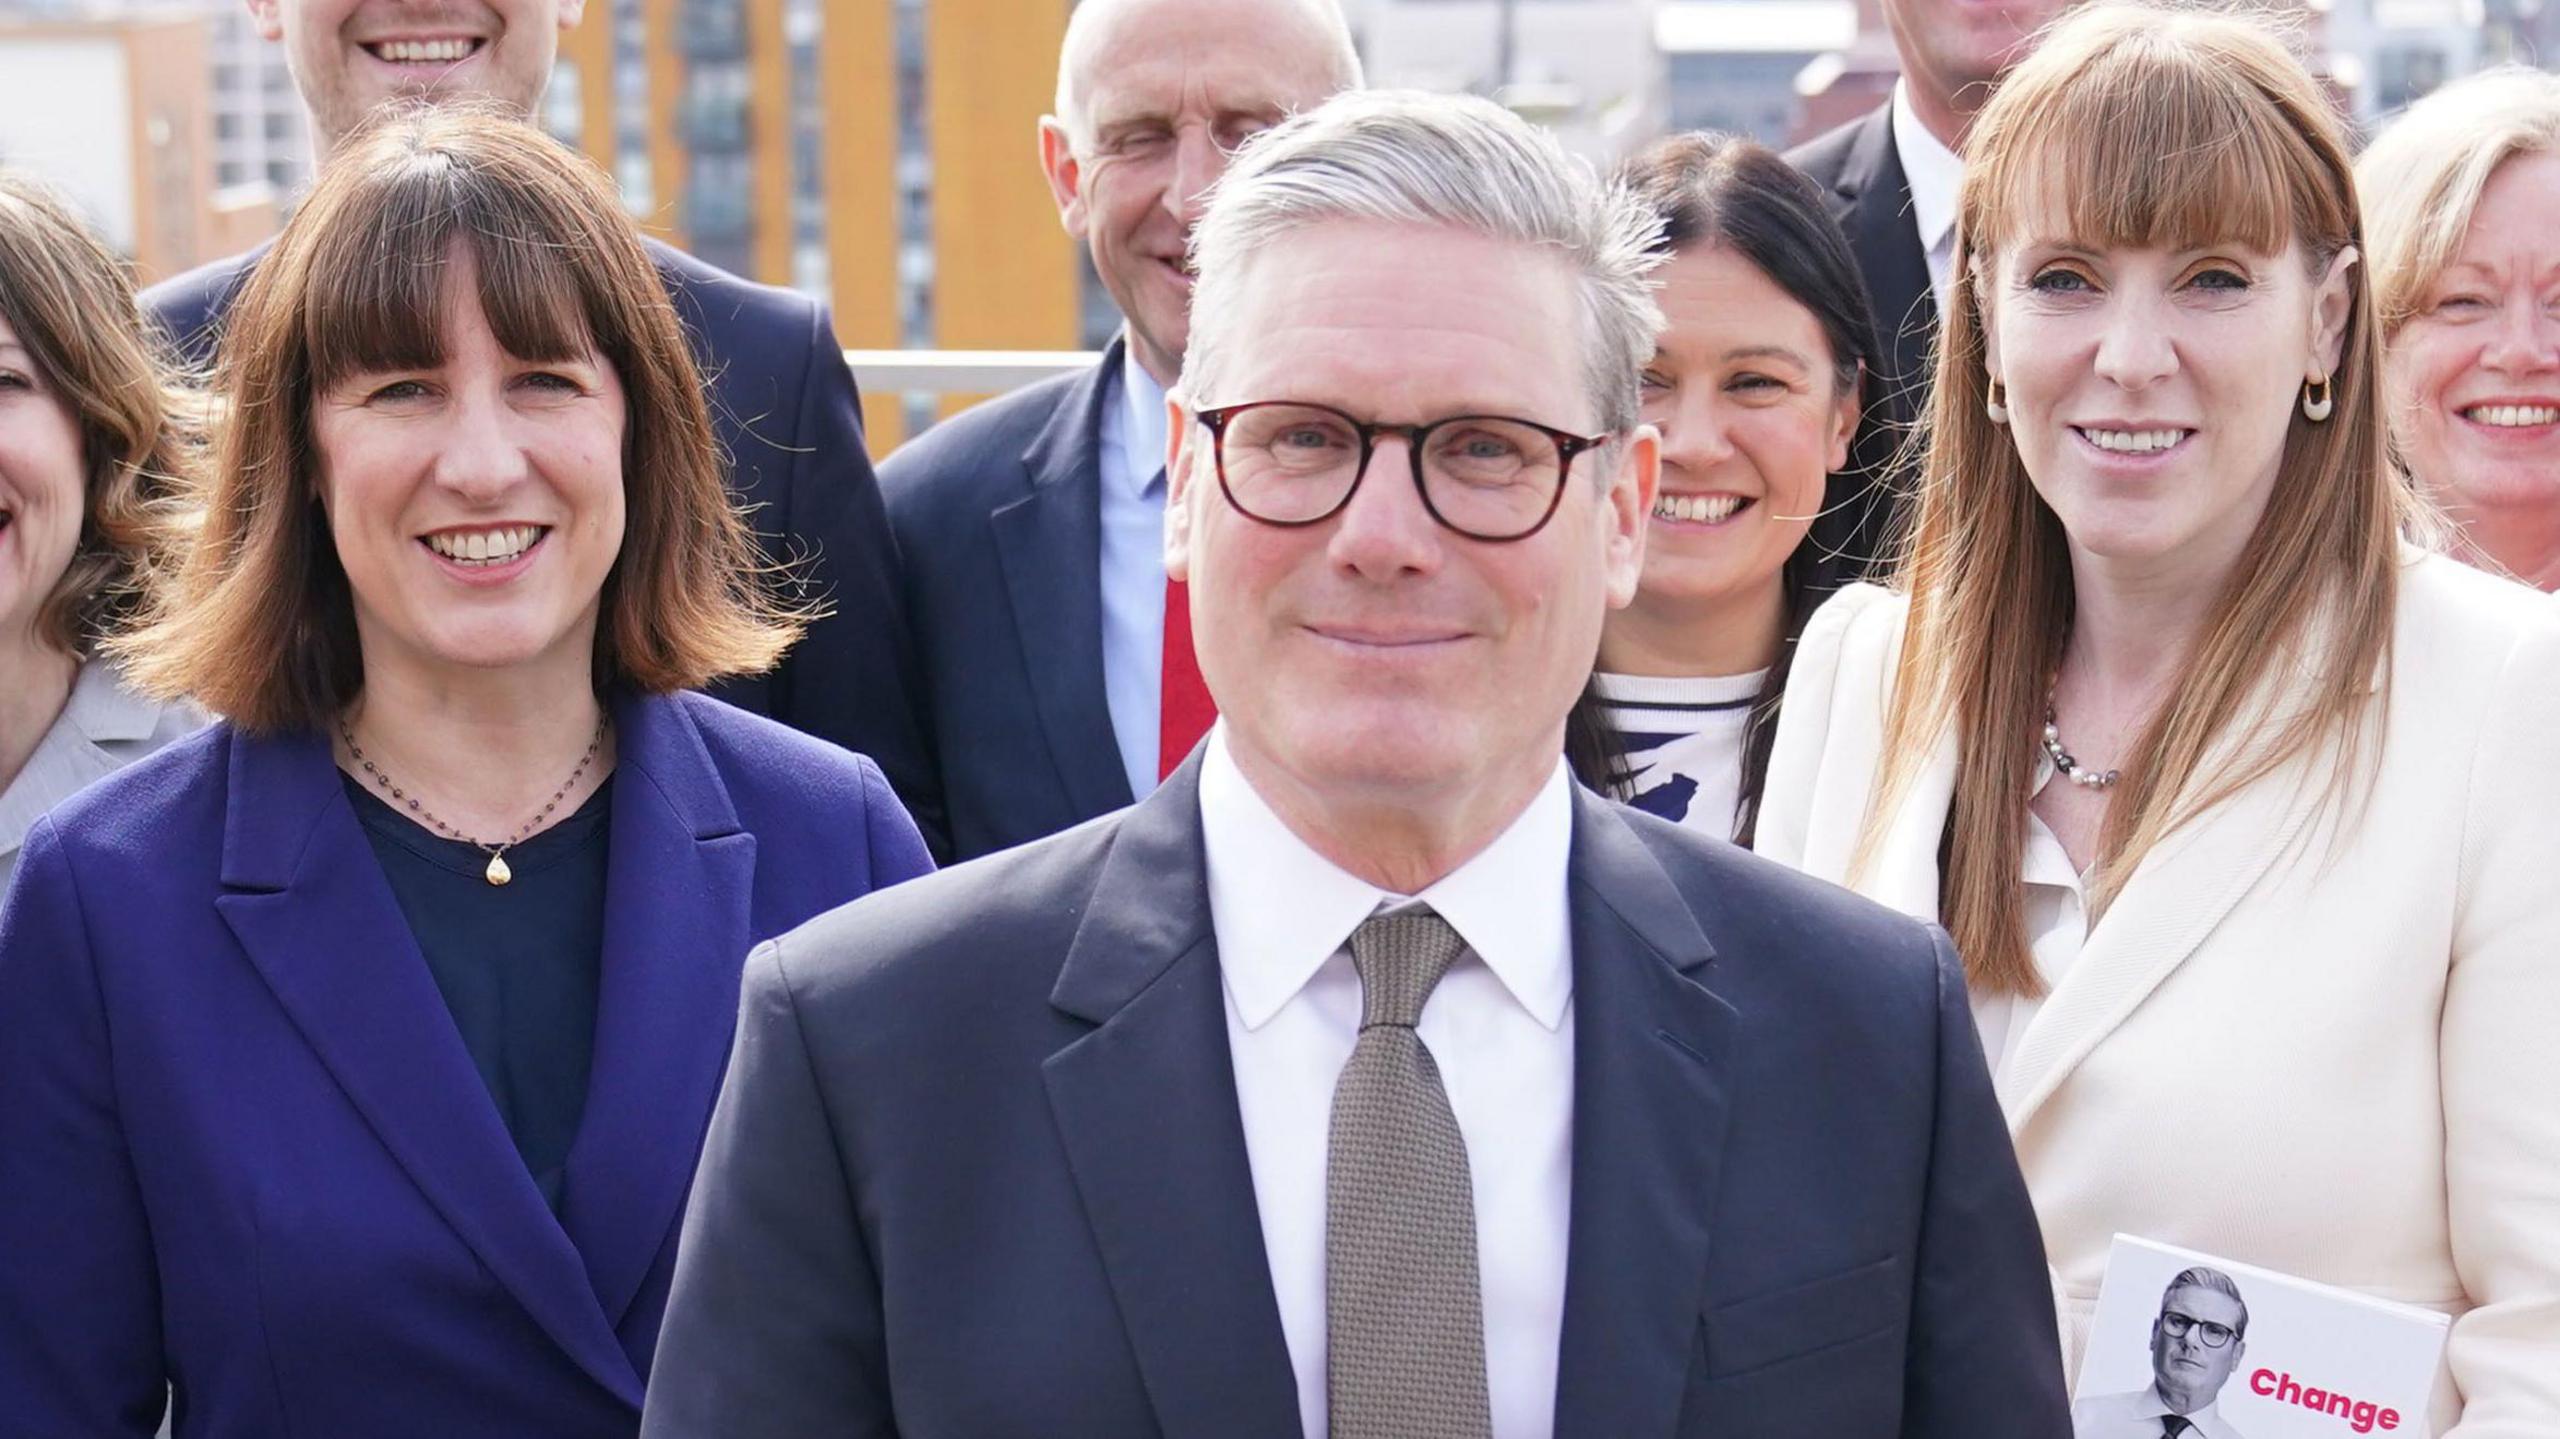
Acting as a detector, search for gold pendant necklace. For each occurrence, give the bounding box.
[340,716,608,886]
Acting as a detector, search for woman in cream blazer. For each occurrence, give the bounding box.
[1766,560,2560,1428]
[1758,7,2560,1432]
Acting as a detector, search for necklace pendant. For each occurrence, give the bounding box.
[485,852,513,887]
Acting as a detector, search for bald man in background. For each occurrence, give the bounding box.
[878,0,1361,860]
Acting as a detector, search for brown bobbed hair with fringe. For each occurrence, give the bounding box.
[118,101,803,733]
[1860,3,2407,997]
[0,173,197,657]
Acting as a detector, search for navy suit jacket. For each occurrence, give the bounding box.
[878,340,1132,861]
[1789,105,1939,584]
[143,242,946,855]
[640,761,2072,1437]
[0,692,933,1438]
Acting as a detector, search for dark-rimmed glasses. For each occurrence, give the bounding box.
[2159,1311,2239,1349]
[1195,400,1609,542]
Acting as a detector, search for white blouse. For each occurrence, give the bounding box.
[1975,763,2091,1080]
[0,660,204,893]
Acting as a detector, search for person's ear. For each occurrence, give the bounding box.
[1828,361,1863,473]
[2310,245,2359,381]
[1163,392,1196,584]
[1971,251,2005,379]
[244,0,284,43]
[1601,426,1659,609]
[1038,118,1089,241]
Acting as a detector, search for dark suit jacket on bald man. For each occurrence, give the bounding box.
[639,755,2072,1437]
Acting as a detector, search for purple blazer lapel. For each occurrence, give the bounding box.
[556,692,757,1335]
[213,727,641,1407]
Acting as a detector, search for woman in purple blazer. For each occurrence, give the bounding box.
[0,108,932,1438]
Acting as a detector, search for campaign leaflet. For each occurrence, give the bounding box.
[2072,1235,2451,1439]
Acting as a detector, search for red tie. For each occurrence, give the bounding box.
[1159,576,1217,778]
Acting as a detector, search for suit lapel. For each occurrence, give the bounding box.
[214,729,639,1405]
[1999,742,2328,1129]
[1869,720,1962,923]
[1040,758,1301,1439]
[1551,793,1739,1434]
[557,693,756,1333]
[993,338,1136,821]
[1829,107,1939,423]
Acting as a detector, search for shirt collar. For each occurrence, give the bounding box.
[62,659,167,746]
[1199,723,1576,1033]
[2151,1389,2223,1432]
[1891,80,1964,255]
[1110,333,1172,499]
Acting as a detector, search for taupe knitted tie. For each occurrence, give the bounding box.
[1325,909,1493,1439]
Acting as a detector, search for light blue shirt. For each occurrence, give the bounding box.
[1095,339,1173,802]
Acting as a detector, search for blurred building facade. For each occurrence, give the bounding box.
[545,0,1075,442]
[0,9,274,282]
[1355,0,1666,160]
[1657,0,1856,146]
[0,0,2545,421]
[200,0,307,196]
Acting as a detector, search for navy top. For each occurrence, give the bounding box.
[346,773,613,1212]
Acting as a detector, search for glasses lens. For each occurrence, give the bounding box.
[1220,404,1364,523]
[2163,1313,2235,1348]
[1421,417,1566,538]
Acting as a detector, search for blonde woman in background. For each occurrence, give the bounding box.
[0,174,202,892]
[2363,68,2560,592]
[1758,5,2560,1429]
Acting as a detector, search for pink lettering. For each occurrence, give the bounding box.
[2253,1370,2402,1434]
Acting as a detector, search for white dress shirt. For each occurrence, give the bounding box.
[1890,81,1964,317]
[1095,339,1174,801]
[1972,762,2091,1078]
[0,659,204,893]
[2073,1386,2248,1439]
[1200,725,1575,1439]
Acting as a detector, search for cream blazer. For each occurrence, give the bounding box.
[1758,553,2560,1437]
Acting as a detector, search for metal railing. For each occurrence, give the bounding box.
[846,348,1101,397]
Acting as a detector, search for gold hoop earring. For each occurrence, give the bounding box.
[2301,374,2334,423]
[1986,380,2010,425]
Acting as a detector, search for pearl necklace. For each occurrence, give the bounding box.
[2041,697,2121,791]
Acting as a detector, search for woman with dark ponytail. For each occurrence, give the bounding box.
[1567,132,1880,845]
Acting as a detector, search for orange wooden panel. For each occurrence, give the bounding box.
[559,0,617,176]
[746,0,791,285]
[642,0,686,243]
[925,0,1074,417]
[819,0,901,447]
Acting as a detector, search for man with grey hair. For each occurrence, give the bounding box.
[2075,1269,2256,1438]
[880,0,1361,860]
[643,90,2067,1439]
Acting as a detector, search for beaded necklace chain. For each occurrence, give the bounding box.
[339,716,608,885]
[2040,695,2121,792]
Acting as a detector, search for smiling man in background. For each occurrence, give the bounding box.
[877,0,1361,861]
[144,0,942,851]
